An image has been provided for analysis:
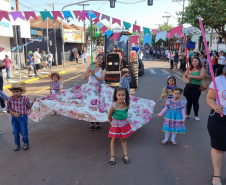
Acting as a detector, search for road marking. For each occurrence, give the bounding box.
[149,69,156,74]
[161,69,170,75]
[26,74,83,93]
[174,70,182,75]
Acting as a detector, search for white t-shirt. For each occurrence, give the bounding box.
[200,57,207,67]
[146,50,149,53]
[218,56,226,65]
[139,53,143,60]
[165,50,169,55]
[82,53,87,59]
[33,51,41,64]
[209,75,226,115]
[48,54,53,61]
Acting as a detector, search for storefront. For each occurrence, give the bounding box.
[0,0,31,69]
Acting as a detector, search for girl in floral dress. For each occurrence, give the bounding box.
[49,72,63,115]
[156,87,186,145]
[108,87,133,165]
[159,76,177,107]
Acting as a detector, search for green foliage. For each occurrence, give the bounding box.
[178,0,226,43]
[139,37,143,45]
[86,25,105,44]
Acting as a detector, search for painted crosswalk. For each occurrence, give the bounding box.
[149,69,171,75]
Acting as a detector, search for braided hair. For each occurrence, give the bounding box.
[113,87,130,106]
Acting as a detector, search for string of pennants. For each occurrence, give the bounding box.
[0,10,186,52]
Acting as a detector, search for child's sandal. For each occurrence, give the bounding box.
[109,156,116,165]
[171,141,177,145]
[162,140,168,145]
[123,155,130,164]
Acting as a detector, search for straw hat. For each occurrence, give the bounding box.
[121,68,129,72]
[8,83,26,94]
[49,72,62,80]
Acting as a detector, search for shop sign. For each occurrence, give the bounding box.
[0,22,9,28]
[30,27,43,40]
[63,29,84,43]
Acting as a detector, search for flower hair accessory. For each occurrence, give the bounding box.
[167,75,172,79]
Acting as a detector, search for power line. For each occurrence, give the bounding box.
[117,0,145,4]
[11,0,38,12]
[96,0,107,11]
[22,0,45,10]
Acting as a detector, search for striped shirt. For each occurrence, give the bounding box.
[0,90,9,101]
[7,95,30,115]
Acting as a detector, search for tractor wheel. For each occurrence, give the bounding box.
[138,61,144,76]
[129,54,139,88]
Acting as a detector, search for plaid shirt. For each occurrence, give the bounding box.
[7,95,30,115]
[0,90,9,101]
[120,75,132,93]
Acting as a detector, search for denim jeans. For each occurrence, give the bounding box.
[206,65,210,74]
[6,68,10,79]
[157,54,160,59]
[49,60,52,69]
[73,56,76,61]
[12,115,29,145]
[84,58,87,63]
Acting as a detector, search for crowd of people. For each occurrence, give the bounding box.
[73,50,87,64]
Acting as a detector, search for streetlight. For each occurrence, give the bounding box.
[165,12,177,21]
[162,15,171,25]
[148,0,153,5]
[110,0,116,8]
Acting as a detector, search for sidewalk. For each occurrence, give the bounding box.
[3,57,89,89]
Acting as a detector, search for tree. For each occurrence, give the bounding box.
[86,25,105,46]
[178,0,226,45]
[139,37,143,45]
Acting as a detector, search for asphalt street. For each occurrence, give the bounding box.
[0,55,224,185]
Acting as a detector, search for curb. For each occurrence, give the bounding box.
[3,68,76,90]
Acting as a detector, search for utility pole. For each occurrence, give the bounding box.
[47,3,58,66]
[162,16,171,25]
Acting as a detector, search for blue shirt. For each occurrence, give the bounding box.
[120,75,132,93]
[189,53,194,58]
[26,54,33,65]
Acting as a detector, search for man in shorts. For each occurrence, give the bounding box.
[26,51,35,77]
[47,51,54,70]
[33,48,42,76]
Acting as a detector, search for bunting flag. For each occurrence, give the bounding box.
[82,10,89,20]
[40,11,53,22]
[93,11,100,19]
[155,31,167,43]
[103,30,113,38]
[151,29,158,35]
[93,18,100,25]
[112,18,121,26]
[73,11,83,19]
[52,11,64,21]
[95,22,104,29]
[101,14,110,22]
[143,27,151,35]
[87,10,97,19]
[0,11,10,22]
[129,36,139,45]
[123,21,131,30]
[16,45,23,51]
[24,11,38,21]
[23,43,29,47]
[133,24,140,34]
[62,11,74,19]
[119,35,129,44]
[110,33,120,42]
[0,47,5,52]
[166,32,171,38]
[99,26,108,34]
[11,11,25,21]
[11,47,16,51]
[143,35,152,45]
[5,48,11,52]
[170,25,182,38]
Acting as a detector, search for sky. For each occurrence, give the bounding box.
[11,0,190,30]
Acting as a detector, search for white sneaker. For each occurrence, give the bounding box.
[195,117,200,121]
[2,108,7,113]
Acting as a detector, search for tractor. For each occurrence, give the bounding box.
[103,29,144,88]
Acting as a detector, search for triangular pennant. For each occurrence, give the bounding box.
[133,25,140,34]
[16,45,23,51]
[103,30,113,38]
[23,43,29,47]
[87,10,97,19]
[151,29,158,35]
[112,18,121,26]
[73,11,83,19]
[82,10,89,20]
[40,11,53,22]
[0,11,10,22]
[11,47,16,51]
[95,22,104,29]
[11,11,25,21]
[110,33,120,42]
[101,14,110,22]
[93,18,100,25]
[52,11,64,21]
[123,21,131,30]
[5,48,11,52]
[24,11,38,21]
[143,27,151,35]
[93,11,100,19]
[99,26,108,34]
[129,36,139,45]
[143,35,152,45]
[119,35,129,44]
[170,25,182,38]
[62,11,74,19]
[0,47,5,52]
[155,31,167,43]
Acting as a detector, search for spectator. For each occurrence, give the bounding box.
[0,60,6,113]
[200,52,207,68]
[82,52,87,64]
[47,51,54,70]
[212,54,218,76]
[75,52,79,64]
[73,51,76,61]
[189,50,194,65]
[26,51,34,77]
[41,51,48,70]
[33,48,42,76]
[3,55,12,81]
[173,51,179,70]
[215,51,226,76]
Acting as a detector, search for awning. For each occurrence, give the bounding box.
[191,33,211,42]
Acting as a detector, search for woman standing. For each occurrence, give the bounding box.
[207,70,226,185]
[84,53,106,131]
[173,51,179,70]
[0,60,6,113]
[183,57,206,121]
[3,55,12,81]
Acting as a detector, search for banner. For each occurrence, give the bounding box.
[63,29,84,43]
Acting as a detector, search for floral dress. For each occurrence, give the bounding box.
[50,81,63,94]
[162,99,186,134]
[160,85,177,106]
[108,103,133,138]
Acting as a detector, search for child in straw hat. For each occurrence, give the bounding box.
[49,72,63,115]
[7,83,36,151]
[120,68,131,93]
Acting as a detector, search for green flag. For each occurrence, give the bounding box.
[133,20,137,35]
